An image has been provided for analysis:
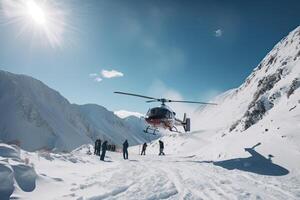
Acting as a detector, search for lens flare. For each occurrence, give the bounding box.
[0,0,71,48]
[26,0,46,25]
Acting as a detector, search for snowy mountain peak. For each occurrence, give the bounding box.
[232,26,300,131]
[114,110,144,119]
[241,25,300,90]
[195,26,300,133]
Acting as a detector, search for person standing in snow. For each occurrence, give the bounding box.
[141,142,147,155]
[159,140,165,156]
[123,140,129,160]
[97,139,101,156]
[94,139,98,155]
[100,141,108,161]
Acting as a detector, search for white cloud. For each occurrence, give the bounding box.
[89,73,102,82]
[101,69,124,79]
[94,77,102,82]
[89,69,124,83]
[215,29,223,37]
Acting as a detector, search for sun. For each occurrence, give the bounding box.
[1,0,71,48]
[26,0,47,26]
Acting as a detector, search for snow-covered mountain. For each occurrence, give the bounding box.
[114,110,144,119]
[0,71,154,151]
[74,104,156,147]
[195,26,300,133]
[130,25,300,175]
[165,26,300,170]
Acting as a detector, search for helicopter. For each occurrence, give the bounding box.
[114,91,217,134]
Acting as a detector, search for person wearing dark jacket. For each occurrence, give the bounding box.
[94,139,98,155]
[141,143,147,155]
[123,140,129,160]
[96,139,101,155]
[159,140,165,156]
[100,141,108,161]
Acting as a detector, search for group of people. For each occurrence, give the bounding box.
[94,139,165,161]
[93,139,108,161]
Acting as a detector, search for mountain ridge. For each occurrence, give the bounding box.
[0,70,153,151]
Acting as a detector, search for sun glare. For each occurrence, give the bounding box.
[0,0,71,48]
[26,0,46,25]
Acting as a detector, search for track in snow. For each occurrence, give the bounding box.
[12,151,300,200]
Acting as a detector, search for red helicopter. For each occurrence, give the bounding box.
[114,91,217,134]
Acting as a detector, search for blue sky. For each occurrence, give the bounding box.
[0,0,300,114]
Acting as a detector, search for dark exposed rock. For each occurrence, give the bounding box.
[243,99,267,130]
[232,69,284,131]
[287,78,300,98]
[294,50,300,61]
[250,69,282,108]
[229,120,240,132]
[267,55,276,66]
[227,27,300,133]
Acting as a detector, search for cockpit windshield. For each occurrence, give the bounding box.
[146,108,172,119]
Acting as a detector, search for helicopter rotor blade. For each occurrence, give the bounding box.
[114,91,217,105]
[146,100,158,103]
[169,100,218,105]
[114,91,157,100]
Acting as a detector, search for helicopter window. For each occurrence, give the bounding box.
[147,108,170,119]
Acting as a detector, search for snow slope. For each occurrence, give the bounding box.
[74,104,157,146]
[139,26,300,170]
[2,143,299,200]
[153,26,300,171]
[0,70,91,151]
[195,26,300,133]
[0,70,154,151]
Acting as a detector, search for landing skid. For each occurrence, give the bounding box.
[143,126,159,135]
[169,126,185,134]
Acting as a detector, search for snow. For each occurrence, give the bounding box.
[195,26,300,132]
[114,110,144,119]
[0,71,154,151]
[0,144,37,200]
[1,144,299,200]
[0,25,300,200]
[0,161,14,199]
[0,143,20,159]
[75,104,156,147]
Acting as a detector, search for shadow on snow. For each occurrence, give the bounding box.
[193,143,289,176]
